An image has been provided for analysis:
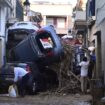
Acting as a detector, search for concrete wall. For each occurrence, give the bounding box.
[0,7,6,67]
[0,0,23,67]
[95,0,105,82]
[100,21,105,82]
[0,0,14,67]
[96,0,105,26]
[88,24,96,42]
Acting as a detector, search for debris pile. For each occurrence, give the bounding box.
[50,42,81,93]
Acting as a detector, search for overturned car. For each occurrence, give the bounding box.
[9,25,64,65]
[1,23,64,94]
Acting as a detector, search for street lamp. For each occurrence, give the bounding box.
[23,0,30,16]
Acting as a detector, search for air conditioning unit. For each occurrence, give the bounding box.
[87,16,96,25]
[91,16,96,20]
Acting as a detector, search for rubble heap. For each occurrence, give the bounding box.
[50,42,81,93]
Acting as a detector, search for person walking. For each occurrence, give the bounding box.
[79,57,89,94]
[11,66,31,97]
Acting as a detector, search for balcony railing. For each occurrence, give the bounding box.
[74,11,87,30]
[74,11,86,21]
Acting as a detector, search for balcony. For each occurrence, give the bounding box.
[74,11,86,21]
[74,11,87,31]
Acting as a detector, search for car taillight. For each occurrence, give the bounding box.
[26,65,31,73]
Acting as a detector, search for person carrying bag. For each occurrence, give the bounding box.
[10,66,31,97]
[8,84,18,97]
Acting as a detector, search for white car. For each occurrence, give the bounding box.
[7,21,40,53]
[8,21,39,31]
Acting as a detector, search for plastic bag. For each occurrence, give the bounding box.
[8,85,18,97]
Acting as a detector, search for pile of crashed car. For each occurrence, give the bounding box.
[0,21,64,94]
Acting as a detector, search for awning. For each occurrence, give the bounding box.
[74,20,87,29]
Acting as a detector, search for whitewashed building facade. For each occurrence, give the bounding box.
[95,0,105,83]
[0,0,23,67]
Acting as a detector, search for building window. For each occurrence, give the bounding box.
[46,18,53,25]
[46,17,66,29]
[57,18,65,28]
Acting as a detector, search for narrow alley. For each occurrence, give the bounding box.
[0,0,105,105]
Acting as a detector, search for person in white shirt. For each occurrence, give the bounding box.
[79,57,89,93]
[14,67,28,82]
[11,66,31,97]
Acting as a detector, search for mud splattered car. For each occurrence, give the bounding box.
[0,62,38,94]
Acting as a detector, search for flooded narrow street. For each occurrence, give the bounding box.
[0,92,92,105]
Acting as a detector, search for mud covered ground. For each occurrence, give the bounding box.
[0,92,92,105]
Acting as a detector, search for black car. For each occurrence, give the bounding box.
[0,62,38,94]
[0,62,59,94]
